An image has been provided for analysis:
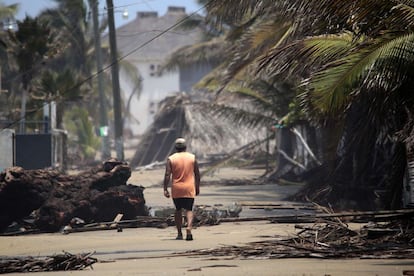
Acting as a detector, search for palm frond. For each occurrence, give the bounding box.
[372,32,414,87]
[394,0,414,5]
[161,36,227,72]
[218,20,295,93]
[229,87,271,105]
[205,0,264,27]
[306,31,414,114]
[193,63,226,92]
[257,32,355,80]
[302,32,356,63]
[389,4,414,29]
[199,101,275,128]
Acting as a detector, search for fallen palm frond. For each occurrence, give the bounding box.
[0,252,97,274]
[175,217,414,260]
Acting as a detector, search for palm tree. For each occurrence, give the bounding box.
[64,106,100,162]
[33,69,87,129]
[0,1,18,107]
[5,16,58,133]
[253,0,414,208]
[43,0,141,123]
[197,0,414,209]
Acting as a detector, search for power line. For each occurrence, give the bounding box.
[1,0,212,131]
[116,29,199,37]
[103,0,156,11]
[84,2,209,84]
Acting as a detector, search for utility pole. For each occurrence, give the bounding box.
[91,0,111,159]
[106,0,124,160]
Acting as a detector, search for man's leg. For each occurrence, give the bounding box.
[175,209,183,239]
[185,210,194,240]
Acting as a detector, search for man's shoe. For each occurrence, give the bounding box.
[186,234,193,241]
[176,233,183,240]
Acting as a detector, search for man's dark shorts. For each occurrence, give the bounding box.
[173,198,194,211]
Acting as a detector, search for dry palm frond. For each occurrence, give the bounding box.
[161,36,228,72]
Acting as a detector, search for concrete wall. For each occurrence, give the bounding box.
[0,129,14,171]
[179,63,213,93]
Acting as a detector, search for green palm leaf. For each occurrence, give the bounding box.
[258,32,355,79]
[392,3,414,23]
[306,31,414,114]
[301,32,356,64]
[218,20,295,93]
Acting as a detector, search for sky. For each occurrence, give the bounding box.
[2,0,202,28]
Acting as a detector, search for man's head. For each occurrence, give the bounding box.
[175,137,187,152]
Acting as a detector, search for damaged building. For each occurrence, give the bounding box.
[130,93,268,168]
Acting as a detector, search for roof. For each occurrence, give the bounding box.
[113,6,205,61]
[130,93,267,167]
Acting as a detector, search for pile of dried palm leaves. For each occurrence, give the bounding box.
[0,252,97,274]
[177,217,414,260]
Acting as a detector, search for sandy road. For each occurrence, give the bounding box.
[1,167,413,275]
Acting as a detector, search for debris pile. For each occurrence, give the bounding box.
[62,215,169,234]
[152,204,243,228]
[178,218,414,259]
[0,252,97,273]
[61,203,244,234]
[0,159,149,234]
[193,204,243,226]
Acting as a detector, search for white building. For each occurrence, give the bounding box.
[113,6,210,136]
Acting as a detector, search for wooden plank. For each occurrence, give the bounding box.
[249,206,316,210]
[219,209,414,224]
[237,201,314,207]
[113,213,124,223]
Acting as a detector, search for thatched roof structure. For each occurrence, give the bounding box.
[130,93,266,168]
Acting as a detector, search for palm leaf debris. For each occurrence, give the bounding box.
[175,218,414,260]
[0,252,97,274]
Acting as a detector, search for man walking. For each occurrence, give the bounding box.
[163,138,200,241]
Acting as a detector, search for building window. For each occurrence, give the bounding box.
[149,64,162,77]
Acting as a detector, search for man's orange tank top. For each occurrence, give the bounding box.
[169,152,196,198]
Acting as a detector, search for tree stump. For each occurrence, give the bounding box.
[0,159,148,233]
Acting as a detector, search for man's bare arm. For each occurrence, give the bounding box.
[163,159,172,198]
[194,160,200,196]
